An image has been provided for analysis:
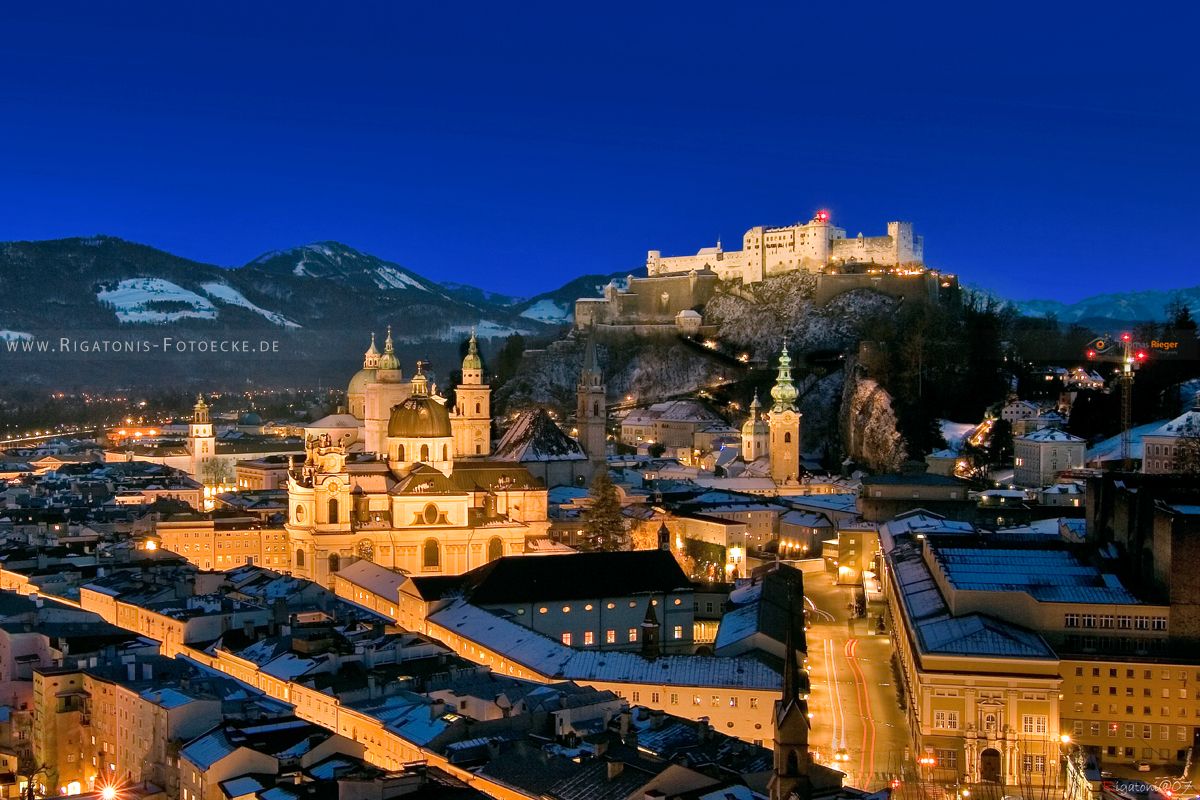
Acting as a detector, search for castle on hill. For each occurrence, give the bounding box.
[647,210,924,284]
[576,210,954,333]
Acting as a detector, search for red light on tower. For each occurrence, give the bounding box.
[1121,332,1132,342]
[815,209,830,222]
[1086,349,1097,359]
[1136,350,1148,362]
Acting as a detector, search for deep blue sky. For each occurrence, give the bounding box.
[2,2,1197,301]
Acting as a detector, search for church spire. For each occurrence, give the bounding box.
[781,603,802,711]
[377,325,400,372]
[769,344,798,412]
[363,332,380,368]
[462,329,482,373]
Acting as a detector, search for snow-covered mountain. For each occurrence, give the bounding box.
[969,284,1200,326]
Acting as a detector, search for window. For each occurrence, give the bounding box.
[487,537,504,562]
[422,538,441,569]
[328,497,339,523]
[750,698,758,709]
[673,625,683,639]
[584,631,595,646]
[934,749,958,770]
[328,552,340,573]
[628,628,638,643]
[606,629,616,644]
[295,548,305,568]
[1022,714,1048,735]
[1065,613,1080,628]
[730,697,738,708]
[562,633,572,646]
[711,695,720,707]
[933,710,959,730]
[670,693,678,705]
[420,444,430,462]
[693,695,702,706]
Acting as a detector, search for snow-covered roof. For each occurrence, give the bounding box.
[493,409,586,463]
[306,414,361,429]
[429,600,780,690]
[1017,427,1085,444]
[1147,404,1200,438]
[623,401,725,425]
[336,559,407,599]
[1085,420,1161,464]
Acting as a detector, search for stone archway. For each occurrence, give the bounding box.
[980,748,1002,783]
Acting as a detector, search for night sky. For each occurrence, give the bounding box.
[2,2,1197,300]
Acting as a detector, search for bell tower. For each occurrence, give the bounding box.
[451,331,492,456]
[769,610,812,800]
[767,345,802,484]
[577,330,607,474]
[189,394,216,480]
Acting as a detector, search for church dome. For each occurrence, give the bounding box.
[387,396,452,438]
[348,367,376,397]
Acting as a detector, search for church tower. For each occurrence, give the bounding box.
[364,327,409,455]
[577,331,607,473]
[767,345,802,484]
[769,611,812,800]
[189,394,215,480]
[451,331,492,457]
[742,392,770,462]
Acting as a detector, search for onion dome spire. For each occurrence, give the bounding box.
[377,326,401,371]
[462,329,482,372]
[769,344,798,412]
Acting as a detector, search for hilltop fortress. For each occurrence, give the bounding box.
[646,211,923,284]
[576,211,954,333]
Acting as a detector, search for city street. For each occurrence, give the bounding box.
[804,569,912,792]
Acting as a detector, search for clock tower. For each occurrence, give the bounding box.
[189,394,216,480]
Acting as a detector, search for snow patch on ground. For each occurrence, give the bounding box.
[939,420,978,452]
[200,283,300,329]
[449,321,532,338]
[519,299,571,323]
[96,278,218,324]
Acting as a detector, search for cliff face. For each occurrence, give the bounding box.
[840,358,907,471]
[704,273,898,360]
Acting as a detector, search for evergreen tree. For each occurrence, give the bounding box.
[584,470,626,551]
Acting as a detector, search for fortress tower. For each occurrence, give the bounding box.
[767,345,802,484]
[451,331,492,457]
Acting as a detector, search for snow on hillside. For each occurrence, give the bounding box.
[939,420,978,452]
[96,278,218,324]
[447,321,533,339]
[519,299,571,323]
[1085,421,1164,465]
[372,264,428,292]
[200,283,300,329]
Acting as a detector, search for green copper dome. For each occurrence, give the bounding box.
[377,326,401,372]
[769,345,798,412]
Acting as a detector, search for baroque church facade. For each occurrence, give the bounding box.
[285,331,549,585]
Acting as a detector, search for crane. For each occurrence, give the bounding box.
[1086,332,1148,470]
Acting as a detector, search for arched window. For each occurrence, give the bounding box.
[328,497,339,523]
[784,432,792,444]
[442,444,448,461]
[785,749,799,776]
[328,553,340,573]
[420,444,430,462]
[396,443,405,461]
[423,538,441,569]
[475,402,481,414]
[295,548,305,568]
[592,401,600,417]
[487,537,504,563]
